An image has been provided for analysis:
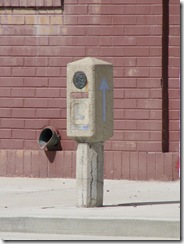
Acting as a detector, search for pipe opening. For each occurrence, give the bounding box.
[38,126,61,151]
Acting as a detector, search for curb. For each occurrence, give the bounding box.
[0,217,180,239]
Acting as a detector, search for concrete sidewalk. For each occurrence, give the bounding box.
[0,178,180,240]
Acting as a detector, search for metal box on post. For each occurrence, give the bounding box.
[67,57,113,143]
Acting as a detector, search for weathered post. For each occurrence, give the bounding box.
[67,57,113,207]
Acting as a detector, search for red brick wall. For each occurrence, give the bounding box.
[0,0,180,180]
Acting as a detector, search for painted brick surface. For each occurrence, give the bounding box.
[0,1,180,180]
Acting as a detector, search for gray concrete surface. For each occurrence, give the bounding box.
[0,178,180,240]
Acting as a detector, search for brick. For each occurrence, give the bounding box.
[1,15,24,25]
[49,77,66,87]
[163,153,173,180]
[137,121,162,131]
[137,142,162,152]
[111,131,124,141]
[137,78,161,88]
[113,15,136,25]
[115,120,137,130]
[89,5,125,15]
[150,25,162,35]
[172,153,179,180]
[104,151,114,179]
[136,36,161,46]
[12,129,36,140]
[0,67,11,76]
[49,36,74,46]
[36,109,61,118]
[23,150,32,177]
[104,141,111,150]
[150,131,162,141]
[12,47,37,56]
[150,67,162,77]
[125,89,149,98]
[114,109,124,119]
[0,108,11,117]
[0,46,12,56]
[137,15,162,25]
[112,57,136,67]
[149,89,162,98]
[0,98,23,107]
[0,139,24,149]
[12,108,36,118]
[147,153,156,180]
[124,47,150,57]
[114,78,136,88]
[61,140,76,150]
[65,4,88,15]
[24,119,50,129]
[112,141,136,151]
[78,15,112,25]
[12,67,35,77]
[0,88,11,97]
[155,153,164,180]
[0,150,7,176]
[114,99,136,109]
[169,131,180,142]
[61,26,85,36]
[24,57,48,67]
[36,88,60,98]
[71,151,76,178]
[125,109,149,119]
[112,36,136,46]
[1,119,24,128]
[25,15,50,25]
[49,57,71,67]
[48,98,66,108]
[11,88,35,97]
[24,36,49,46]
[6,150,16,176]
[121,151,130,180]
[15,150,24,177]
[138,152,147,180]
[148,110,161,124]
[55,151,64,177]
[0,57,23,66]
[124,5,150,14]
[31,150,40,177]
[130,152,139,180]
[36,67,61,77]
[150,47,162,56]
[0,77,24,87]
[125,131,149,141]
[24,98,48,108]
[50,16,63,25]
[36,47,60,56]
[137,57,161,67]
[0,36,24,46]
[74,36,99,46]
[60,47,85,57]
[169,142,179,152]
[35,26,60,36]
[63,151,73,178]
[137,99,162,109]
[24,77,48,87]
[49,119,66,129]
[125,26,150,36]
[113,151,122,179]
[0,129,11,138]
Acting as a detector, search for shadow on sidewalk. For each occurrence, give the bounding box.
[103,201,180,208]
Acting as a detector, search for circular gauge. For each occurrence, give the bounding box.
[73,71,87,89]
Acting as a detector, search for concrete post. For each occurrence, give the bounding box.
[67,57,113,208]
[76,143,104,207]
